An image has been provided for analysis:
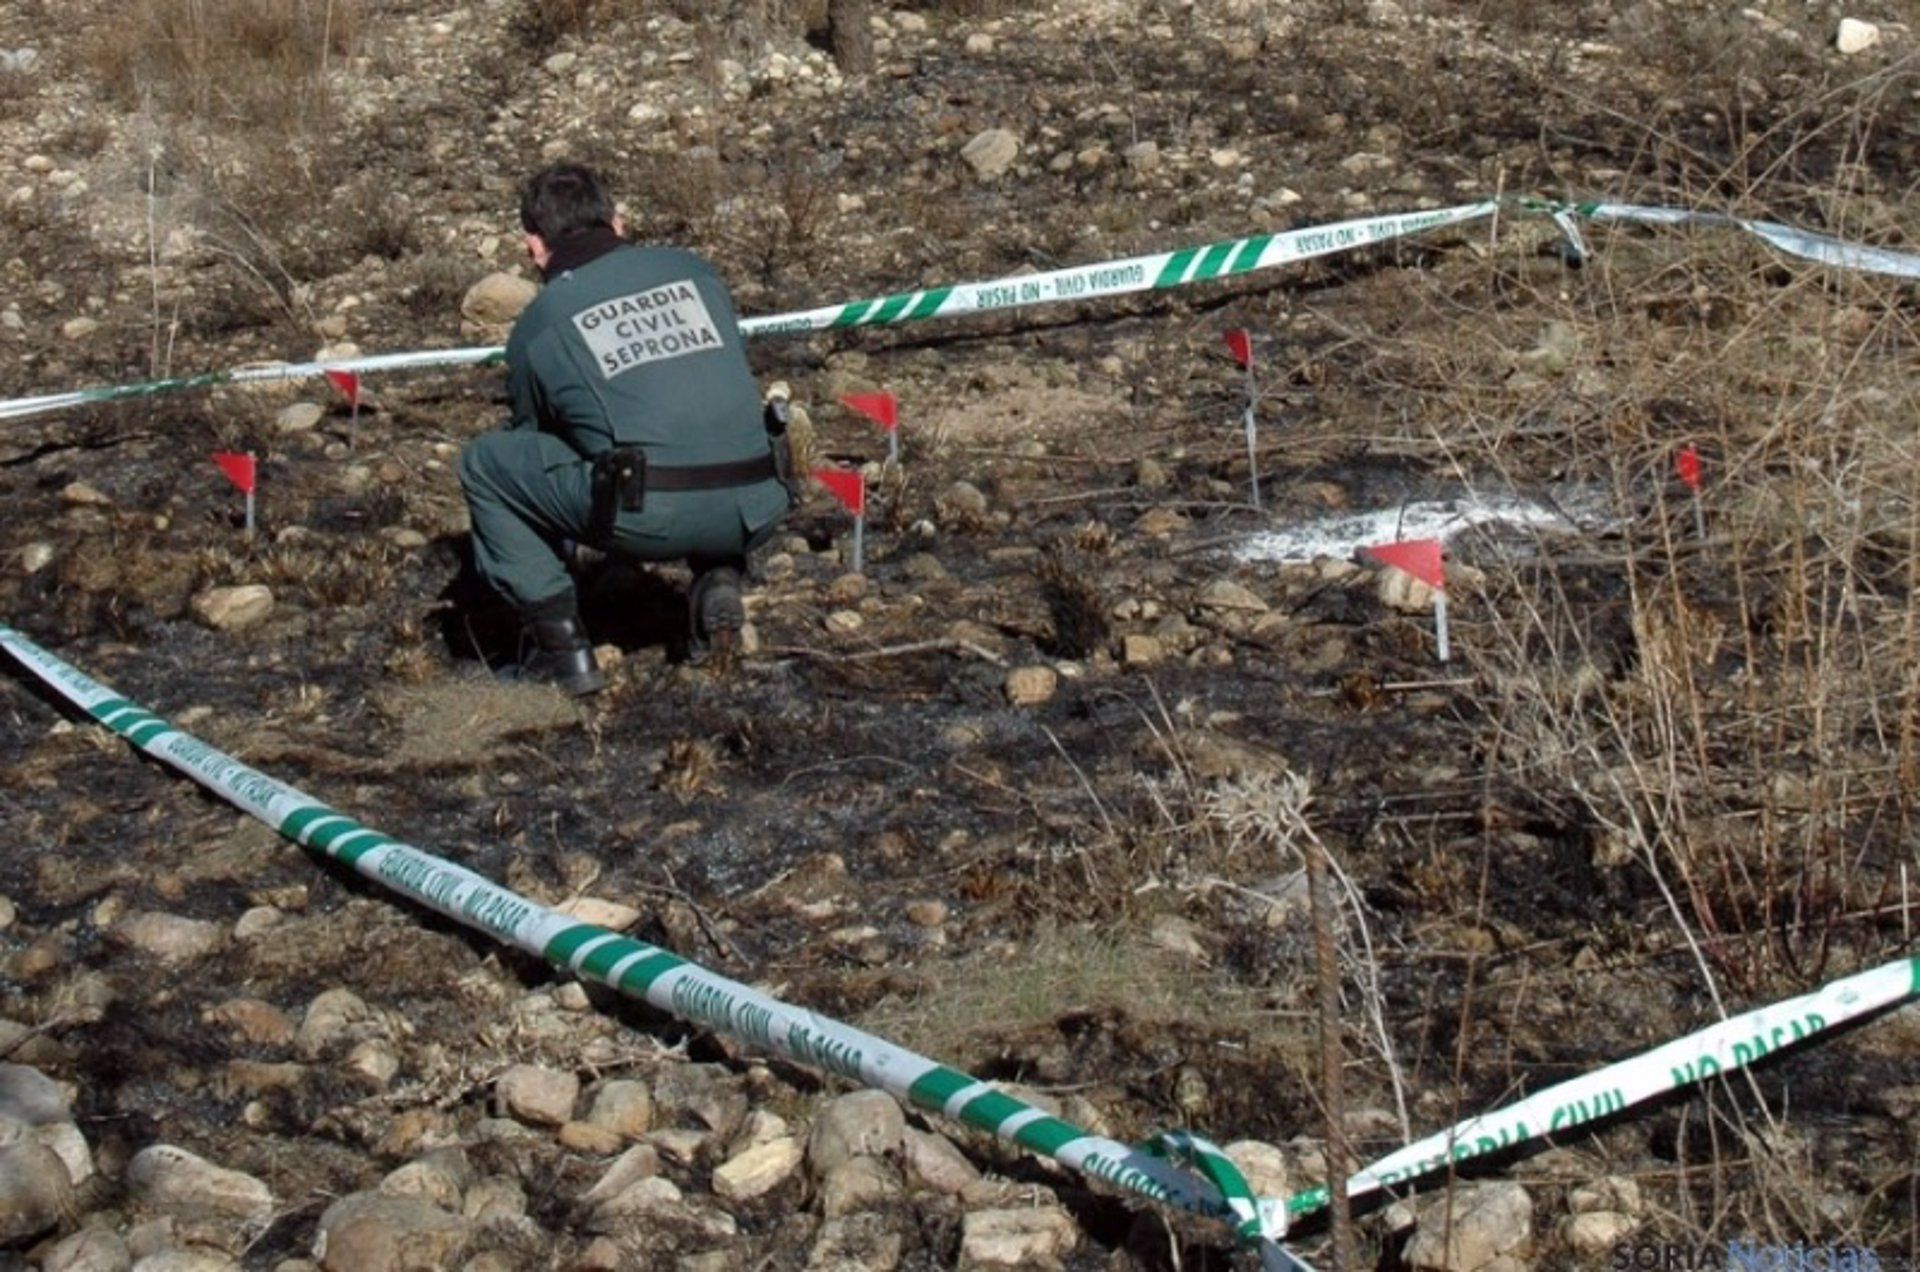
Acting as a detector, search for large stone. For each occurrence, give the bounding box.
[33,1121,93,1187]
[959,1206,1079,1268]
[460,273,538,331]
[585,1080,652,1140]
[960,129,1020,178]
[819,1156,900,1217]
[112,912,226,962]
[1197,578,1269,613]
[1223,1140,1288,1198]
[1836,18,1880,53]
[313,1192,471,1271]
[710,1136,803,1203]
[1004,665,1058,707]
[650,1064,747,1141]
[494,1064,577,1127]
[0,1139,73,1244]
[1377,567,1437,614]
[190,586,275,632]
[126,1144,273,1219]
[582,1144,662,1209]
[40,1223,132,1272]
[1564,1210,1638,1257]
[379,1149,470,1212]
[297,989,375,1058]
[0,1064,70,1124]
[1405,1182,1533,1271]
[902,1128,978,1195]
[806,1091,905,1180]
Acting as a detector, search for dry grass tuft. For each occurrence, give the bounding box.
[88,0,359,132]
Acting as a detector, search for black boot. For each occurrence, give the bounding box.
[517,614,605,696]
[687,565,745,661]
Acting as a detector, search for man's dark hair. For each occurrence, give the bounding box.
[519,164,617,241]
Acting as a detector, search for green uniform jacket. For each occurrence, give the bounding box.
[505,242,767,468]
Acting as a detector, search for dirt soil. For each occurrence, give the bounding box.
[2,1,1920,1269]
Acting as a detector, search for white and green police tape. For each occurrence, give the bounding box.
[6,197,1913,425]
[1283,951,1920,1221]
[7,619,1920,1256]
[0,621,1306,1272]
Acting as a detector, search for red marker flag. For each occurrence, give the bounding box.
[324,369,362,408]
[212,452,257,494]
[841,392,898,433]
[1365,539,1445,591]
[1676,445,1702,493]
[1223,328,1254,369]
[814,468,866,517]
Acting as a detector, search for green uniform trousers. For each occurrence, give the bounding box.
[459,428,790,612]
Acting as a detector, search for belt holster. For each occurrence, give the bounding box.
[589,445,647,545]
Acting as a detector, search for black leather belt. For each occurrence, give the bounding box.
[644,453,778,491]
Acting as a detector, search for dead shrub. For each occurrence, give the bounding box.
[88,0,358,132]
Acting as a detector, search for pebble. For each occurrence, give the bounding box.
[902,1128,978,1194]
[651,1064,747,1142]
[190,585,275,632]
[0,1065,70,1125]
[585,1079,653,1140]
[232,907,281,940]
[203,999,296,1048]
[494,1064,578,1127]
[1223,1140,1288,1198]
[296,988,374,1058]
[960,1206,1080,1267]
[379,1149,469,1211]
[710,1136,803,1202]
[1122,141,1161,171]
[1197,578,1269,612]
[1836,17,1880,54]
[937,480,991,523]
[346,1039,400,1088]
[1564,1210,1639,1256]
[1004,665,1058,707]
[274,402,324,434]
[60,317,100,341]
[126,1144,274,1219]
[825,609,864,635]
[1405,1181,1532,1271]
[806,1091,905,1180]
[558,1121,625,1155]
[828,572,868,603]
[312,1192,471,1271]
[964,32,995,54]
[1376,568,1436,614]
[960,129,1020,179]
[111,912,226,962]
[16,544,53,574]
[0,1139,73,1244]
[60,481,111,508]
[460,272,538,331]
[905,899,948,927]
[819,1155,899,1217]
[555,896,641,930]
[1121,634,1163,667]
[40,1225,131,1272]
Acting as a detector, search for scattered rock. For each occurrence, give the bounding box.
[904,899,948,927]
[1122,141,1161,171]
[585,1080,653,1140]
[820,1155,900,1217]
[296,988,375,1059]
[111,912,226,962]
[460,273,538,333]
[0,1065,70,1125]
[379,1149,470,1212]
[313,1192,471,1272]
[1121,634,1163,667]
[902,1128,978,1195]
[494,1064,578,1127]
[582,1144,662,1209]
[190,586,275,632]
[959,1206,1079,1268]
[1376,568,1437,614]
[203,999,296,1048]
[60,317,100,341]
[60,482,111,508]
[40,1224,131,1272]
[936,480,991,524]
[960,129,1020,178]
[651,1065,747,1142]
[1198,578,1269,612]
[127,1145,274,1219]
[1836,17,1880,54]
[1405,1181,1533,1271]
[711,1137,803,1202]
[555,896,642,930]
[806,1091,905,1179]
[1223,1140,1289,1198]
[275,402,325,434]
[1564,1209,1638,1257]
[1568,1175,1642,1216]
[825,609,865,635]
[0,1139,73,1244]
[31,1122,92,1187]
[17,543,54,574]
[1004,665,1058,707]
[1148,913,1208,961]
[558,1121,625,1155]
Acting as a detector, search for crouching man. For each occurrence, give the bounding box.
[459,164,792,694]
